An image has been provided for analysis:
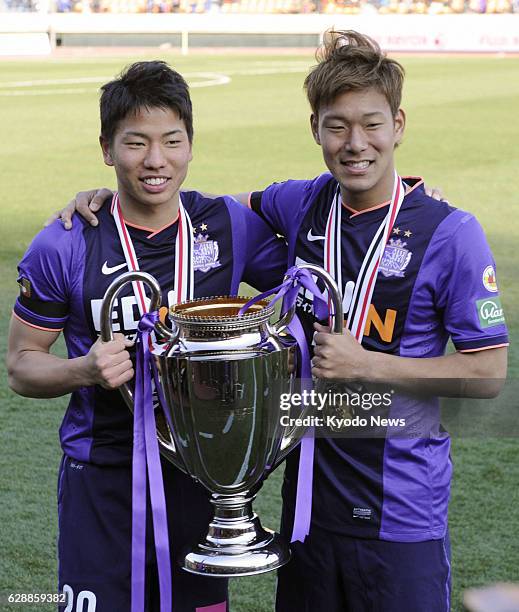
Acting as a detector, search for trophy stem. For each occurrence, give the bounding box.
[181,494,291,577]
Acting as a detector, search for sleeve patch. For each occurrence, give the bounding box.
[482,265,498,293]
[18,277,32,298]
[476,296,505,328]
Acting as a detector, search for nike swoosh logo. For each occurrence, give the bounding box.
[102,261,128,275]
[307,229,325,242]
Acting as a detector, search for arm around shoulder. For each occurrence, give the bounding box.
[45,187,114,229]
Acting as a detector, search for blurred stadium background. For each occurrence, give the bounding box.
[2,0,519,59]
[1,4,518,611]
[2,0,518,16]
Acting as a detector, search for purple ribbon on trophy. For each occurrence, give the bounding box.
[239,266,333,543]
[132,311,172,612]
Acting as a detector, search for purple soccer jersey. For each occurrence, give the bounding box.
[251,174,508,542]
[14,192,288,466]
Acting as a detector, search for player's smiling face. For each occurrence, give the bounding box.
[312,87,405,211]
[100,106,192,222]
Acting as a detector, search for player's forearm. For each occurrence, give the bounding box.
[364,348,507,398]
[8,350,92,398]
[195,191,249,206]
[230,193,249,205]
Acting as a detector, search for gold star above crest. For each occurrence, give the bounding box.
[393,227,401,235]
[192,226,197,234]
[200,223,208,231]
[404,230,413,238]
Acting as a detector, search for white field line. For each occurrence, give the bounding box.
[188,72,231,87]
[0,65,307,96]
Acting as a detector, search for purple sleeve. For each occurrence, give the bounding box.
[13,222,77,331]
[250,174,331,241]
[225,197,288,292]
[433,211,508,351]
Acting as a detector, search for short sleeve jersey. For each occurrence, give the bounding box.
[251,173,509,542]
[14,192,288,466]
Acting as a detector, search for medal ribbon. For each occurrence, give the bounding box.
[132,312,172,612]
[325,170,405,343]
[111,192,194,311]
[110,192,194,612]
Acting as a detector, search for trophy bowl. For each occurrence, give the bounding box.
[100,265,342,576]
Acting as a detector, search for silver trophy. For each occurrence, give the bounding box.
[100,264,343,577]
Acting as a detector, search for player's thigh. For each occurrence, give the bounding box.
[160,460,229,612]
[276,519,349,612]
[146,562,228,612]
[57,455,133,610]
[345,535,451,612]
[58,456,229,611]
[162,458,216,549]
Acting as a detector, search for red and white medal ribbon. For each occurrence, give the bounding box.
[324,170,405,342]
[173,196,195,304]
[111,191,194,311]
[292,172,405,543]
[110,192,194,612]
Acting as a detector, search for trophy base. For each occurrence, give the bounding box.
[182,531,290,577]
[180,494,291,577]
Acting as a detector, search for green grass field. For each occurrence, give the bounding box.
[0,50,518,611]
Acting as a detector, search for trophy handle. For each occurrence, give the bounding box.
[274,263,344,468]
[271,263,343,335]
[100,271,180,463]
[297,263,344,334]
[271,303,296,335]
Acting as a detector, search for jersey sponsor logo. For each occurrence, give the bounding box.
[364,305,397,343]
[294,256,398,343]
[297,294,397,343]
[18,277,32,298]
[90,290,176,334]
[482,265,498,293]
[379,238,412,278]
[101,261,128,275]
[477,297,505,328]
[193,233,221,273]
[306,228,325,242]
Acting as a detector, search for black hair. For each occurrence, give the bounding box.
[100,61,193,144]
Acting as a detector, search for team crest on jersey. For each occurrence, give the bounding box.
[482,265,498,293]
[379,238,412,278]
[193,233,221,273]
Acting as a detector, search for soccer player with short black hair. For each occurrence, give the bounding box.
[53,31,508,612]
[7,61,287,611]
